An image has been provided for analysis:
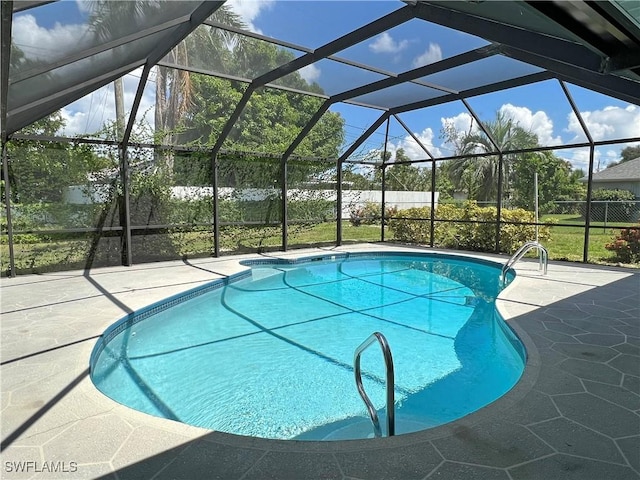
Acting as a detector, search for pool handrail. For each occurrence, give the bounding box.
[501,241,548,283]
[354,332,395,437]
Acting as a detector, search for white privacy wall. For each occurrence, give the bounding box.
[65,186,439,219]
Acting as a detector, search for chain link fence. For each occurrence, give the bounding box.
[454,200,640,226]
[548,200,640,225]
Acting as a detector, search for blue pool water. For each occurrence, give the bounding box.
[90,252,524,440]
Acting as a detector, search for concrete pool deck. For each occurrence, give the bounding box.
[1,244,639,480]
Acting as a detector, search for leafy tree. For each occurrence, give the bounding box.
[369,149,431,191]
[620,145,640,163]
[434,164,455,200]
[7,114,106,203]
[570,168,586,183]
[173,74,343,188]
[379,149,432,191]
[355,149,453,199]
[511,152,585,213]
[342,165,379,190]
[86,1,344,180]
[607,145,640,168]
[159,14,344,189]
[155,7,331,176]
[85,0,345,238]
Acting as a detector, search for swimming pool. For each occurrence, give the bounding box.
[90,252,525,441]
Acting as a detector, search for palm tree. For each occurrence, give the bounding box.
[446,112,539,202]
[154,7,246,155]
[88,1,246,171]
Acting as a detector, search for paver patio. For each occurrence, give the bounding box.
[1,244,638,479]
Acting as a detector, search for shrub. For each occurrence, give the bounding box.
[349,202,380,226]
[168,197,213,225]
[349,202,398,227]
[128,171,172,225]
[500,208,552,253]
[386,206,431,241]
[387,201,551,253]
[288,199,334,222]
[1,202,119,244]
[605,226,640,263]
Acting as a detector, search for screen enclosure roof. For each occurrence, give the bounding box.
[2,0,640,144]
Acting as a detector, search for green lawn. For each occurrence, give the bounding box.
[217,222,385,251]
[241,218,631,266]
[3,217,637,275]
[0,222,387,274]
[541,214,633,264]
[544,225,612,262]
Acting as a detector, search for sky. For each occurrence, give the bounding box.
[11,0,640,173]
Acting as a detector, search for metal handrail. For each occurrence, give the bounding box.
[354,332,395,437]
[501,241,548,283]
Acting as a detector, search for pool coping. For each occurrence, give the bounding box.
[81,246,543,454]
[2,243,639,479]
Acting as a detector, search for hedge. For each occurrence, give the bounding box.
[387,201,552,253]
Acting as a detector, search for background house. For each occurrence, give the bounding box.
[588,157,640,198]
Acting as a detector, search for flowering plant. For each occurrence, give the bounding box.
[605,226,640,263]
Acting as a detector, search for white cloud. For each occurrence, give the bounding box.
[602,149,620,168]
[386,127,442,161]
[61,68,155,138]
[74,0,93,14]
[563,145,634,172]
[563,148,602,172]
[564,104,640,169]
[439,106,561,151]
[567,104,640,142]
[566,115,586,141]
[226,0,275,34]
[437,112,480,156]
[369,32,409,54]
[299,64,321,84]
[499,104,562,146]
[12,14,89,62]
[11,12,155,139]
[13,3,270,140]
[561,148,588,172]
[412,43,442,68]
[441,112,477,137]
